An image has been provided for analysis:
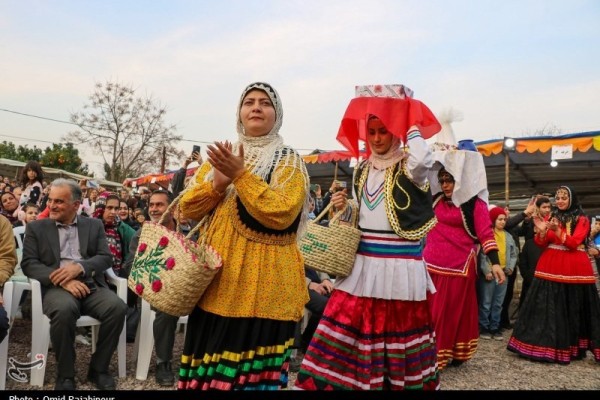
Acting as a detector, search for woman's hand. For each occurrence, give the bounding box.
[207,141,245,192]
[331,189,348,211]
[485,272,493,281]
[548,217,560,232]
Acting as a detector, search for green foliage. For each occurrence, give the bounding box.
[0,141,43,161]
[0,141,88,175]
[40,142,89,175]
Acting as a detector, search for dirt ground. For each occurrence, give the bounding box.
[3,292,600,391]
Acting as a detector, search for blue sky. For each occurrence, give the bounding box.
[1,0,599,177]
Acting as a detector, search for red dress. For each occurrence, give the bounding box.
[507,216,600,363]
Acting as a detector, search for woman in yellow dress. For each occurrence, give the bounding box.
[177,82,310,390]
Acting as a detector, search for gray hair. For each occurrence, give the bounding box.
[51,178,82,202]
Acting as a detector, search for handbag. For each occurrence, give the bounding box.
[300,201,361,278]
[128,189,223,317]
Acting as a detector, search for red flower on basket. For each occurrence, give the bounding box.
[151,279,162,292]
[130,234,176,294]
[165,257,175,270]
[135,283,144,295]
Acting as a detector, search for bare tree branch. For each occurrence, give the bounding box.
[64,80,184,181]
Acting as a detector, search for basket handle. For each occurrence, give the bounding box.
[312,200,356,227]
[156,167,212,244]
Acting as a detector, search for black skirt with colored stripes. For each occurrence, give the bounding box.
[177,306,297,390]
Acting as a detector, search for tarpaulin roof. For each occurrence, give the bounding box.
[302,130,600,216]
[122,167,198,188]
[0,158,122,189]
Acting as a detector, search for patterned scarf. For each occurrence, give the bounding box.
[206,82,311,239]
[93,192,123,274]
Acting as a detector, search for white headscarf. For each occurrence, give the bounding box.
[427,109,489,206]
[366,118,407,170]
[211,82,311,237]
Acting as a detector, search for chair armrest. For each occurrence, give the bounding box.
[29,278,43,318]
[105,268,128,302]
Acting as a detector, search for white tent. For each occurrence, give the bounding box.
[0,158,122,189]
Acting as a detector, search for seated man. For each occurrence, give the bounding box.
[123,190,180,386]
[0,214,18,344]
[301,268,333,353]
[21,178,127,390]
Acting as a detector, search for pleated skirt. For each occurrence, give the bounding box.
[294,289,439,390]
[507,277,600,364]
[428,258,479,370]
[177,307,296,390]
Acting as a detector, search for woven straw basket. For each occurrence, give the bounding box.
[300,201,360,278]
[128,192,222,317]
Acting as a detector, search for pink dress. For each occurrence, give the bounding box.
[424,196,497,370]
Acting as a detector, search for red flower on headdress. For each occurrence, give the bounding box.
[151,279,162,292]
[158,236,169,248]
[374,85,382,93]
[165,257,175,270]
[135,283,144,295]
[138,243,147,253]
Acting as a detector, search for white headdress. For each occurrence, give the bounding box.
[427,109,489,206]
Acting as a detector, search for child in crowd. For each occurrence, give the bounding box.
[22,202,40,225]
[20,160,45,206]
[478,206,518,340]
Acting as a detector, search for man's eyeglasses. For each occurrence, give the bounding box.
[438,178,455,185]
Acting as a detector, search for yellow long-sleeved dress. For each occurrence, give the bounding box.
[178,158,308,390]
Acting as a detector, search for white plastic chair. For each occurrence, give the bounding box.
[0,226,30,389]
[28,269,128,387]
[132,298,187,380]
[0,279,32,389]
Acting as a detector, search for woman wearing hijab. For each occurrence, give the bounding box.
[423,124,505,370]
[92,192,136,277]
[177,82,310,390]
[0,191,23,227]
[295,84,441,390]
[507,185,600,364]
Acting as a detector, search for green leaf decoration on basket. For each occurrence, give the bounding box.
[131,235,172,293]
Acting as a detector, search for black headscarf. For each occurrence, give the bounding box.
[552,185,586,236]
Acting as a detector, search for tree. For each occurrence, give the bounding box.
[0,141,88,175]
[0,141,43,161]
[40,142,89,176]
[66,80,184,182]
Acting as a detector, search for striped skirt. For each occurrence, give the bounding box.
[177,307,297,390]
[293,289,439,390]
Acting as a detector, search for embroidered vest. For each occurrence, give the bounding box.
[432,193,478,241]
[353,160,436,240]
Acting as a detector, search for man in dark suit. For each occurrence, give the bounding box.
[21,178,127,390]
